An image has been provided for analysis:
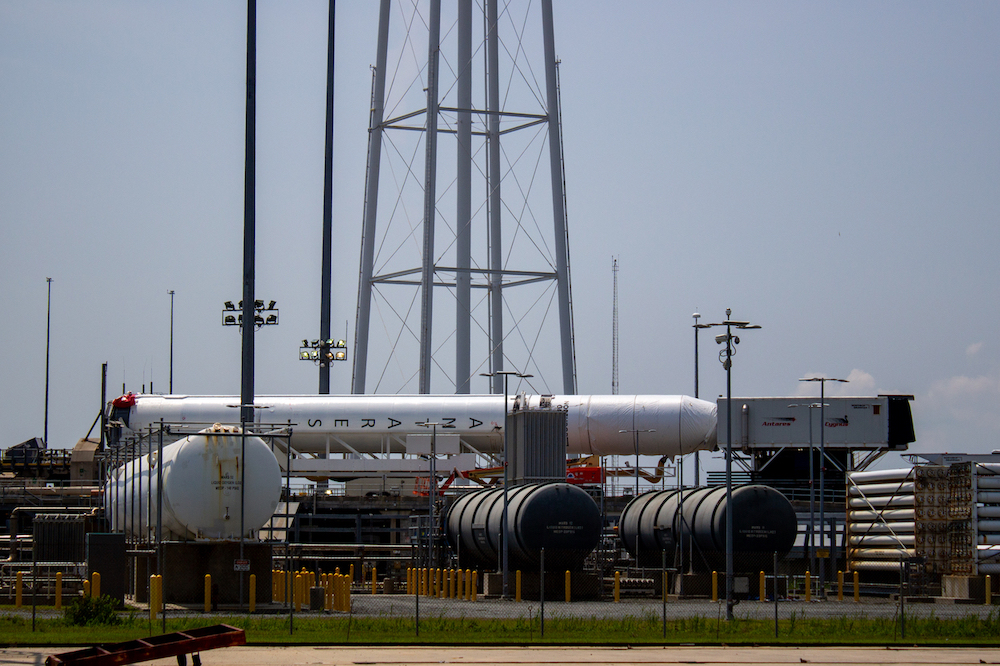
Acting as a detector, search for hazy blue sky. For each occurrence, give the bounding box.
[2,1,999,472]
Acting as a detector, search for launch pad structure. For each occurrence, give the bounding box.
[352,0,576,397]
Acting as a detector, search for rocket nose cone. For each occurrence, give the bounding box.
[682,397,718,451]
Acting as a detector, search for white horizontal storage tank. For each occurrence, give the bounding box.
[105,424,282,540]
[109,393,718,459]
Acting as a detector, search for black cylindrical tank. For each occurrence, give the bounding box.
[445,482,602,571]
[618,484,797,569]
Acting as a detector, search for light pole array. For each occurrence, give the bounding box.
[480,369,532,599]
[703,309,761,621]
[223,299,279,329]
[800,375,848,593]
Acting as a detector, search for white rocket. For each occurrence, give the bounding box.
[109,393,718,458]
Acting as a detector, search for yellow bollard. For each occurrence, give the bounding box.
[157,575,163,614]
[294,573,303,612]
[372,565,378,595]
[565,570,571,603]
[346,574,352,610]
[16,571,23,608]
[249,574,256,613]
[406,567,412,595]
[92,572,101,599]
[204,574,212,613]
[838,570,844,601]
[805,570,811,602]
[853,570,860,602]
[516,570,522,602]
[55,571,62,610]
[987,575,993,606]
[450,569,456,598]
[711,571,718,602]
[663,571,669,602]
[471,571,478,601]
[614,571,620,603]
[759,571,766,602]
[350,563,355,582]
[437,568,443,598]
[82,579,90,601]
[149,575,157,622]
[465,569,472,601]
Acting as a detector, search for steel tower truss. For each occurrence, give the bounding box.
[352,0,577,396]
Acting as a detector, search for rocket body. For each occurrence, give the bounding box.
[111,393,718,458]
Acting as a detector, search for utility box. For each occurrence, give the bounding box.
[508,409,567,484]
[86,533,127,606]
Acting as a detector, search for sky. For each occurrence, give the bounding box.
[2,1,999,475]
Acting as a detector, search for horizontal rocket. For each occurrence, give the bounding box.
[109,393,718,458]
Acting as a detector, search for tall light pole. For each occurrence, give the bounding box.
[693,312,711,486]
[44,278,52,447]
[800,375,848,594]
[704,309,761,621]
[788,401,823,588]
[619,428,656,496]
[168,290,175,394]
[415,420,441,570]
[480,369,532,599]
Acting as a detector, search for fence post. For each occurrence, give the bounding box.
[662,549,668,640]
[773,551,779,639]
[539,548,545,638]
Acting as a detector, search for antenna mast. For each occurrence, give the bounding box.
[612,257,619,395]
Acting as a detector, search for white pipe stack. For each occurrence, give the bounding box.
[846,466,950,572]
[975,464,1000,574]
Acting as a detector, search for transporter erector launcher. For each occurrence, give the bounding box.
[108,393,718,459]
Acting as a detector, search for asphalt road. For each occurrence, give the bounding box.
[6,645,1000,666]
